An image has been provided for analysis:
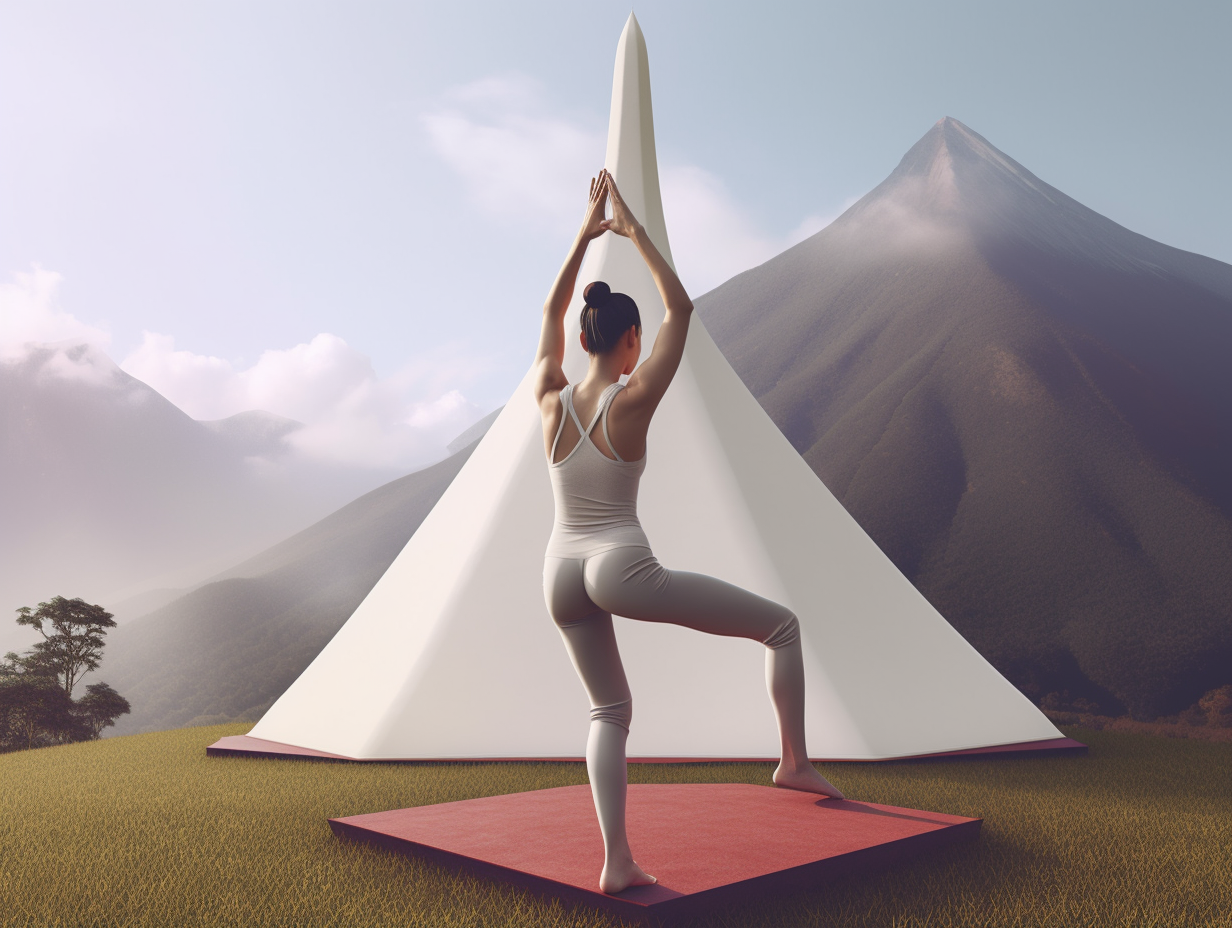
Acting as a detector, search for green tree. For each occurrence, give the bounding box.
[3,599,131,752]
[0,655,77,750]
[16,596,116,697]
[72,682,131,738]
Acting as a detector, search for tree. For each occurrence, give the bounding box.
[0,655,78,750]
[16,596,116,698]
[72,682,131,738]
[3,599,131,752]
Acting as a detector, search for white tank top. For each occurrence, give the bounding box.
[545,382,650,559]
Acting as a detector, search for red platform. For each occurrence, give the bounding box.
[329,783,981,922]
[208,733,1085,763]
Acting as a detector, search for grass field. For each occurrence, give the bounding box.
[0,724,1229,927]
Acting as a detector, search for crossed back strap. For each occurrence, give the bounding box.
[550,382,626,464]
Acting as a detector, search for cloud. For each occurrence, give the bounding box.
[660,168,860,295]
[121,332,486,470]
[423,75,605,235]
[423,74,858,296]
[119,332,240,417]
[1,265,488,470]
[0,266,111,360]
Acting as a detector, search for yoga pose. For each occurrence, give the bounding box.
[534,170,844,895]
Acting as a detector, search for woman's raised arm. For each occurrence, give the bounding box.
[600,172,694,414]
[534,174,609,406]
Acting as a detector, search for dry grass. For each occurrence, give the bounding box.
[0,724,1229,926]
[1044,708,1232,743]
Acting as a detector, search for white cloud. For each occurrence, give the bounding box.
[423,74,858,296]
[0,266,111,359]
[659,167,858,295]
[423,75,605,235]
[0,265,488,471]
[119,332,241,417]
[121,332,486,470]
[664,180,861,295]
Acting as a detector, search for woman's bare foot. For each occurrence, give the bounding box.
[773,762,845,799]
[599,858,657,895]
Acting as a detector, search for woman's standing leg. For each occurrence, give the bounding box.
[544,556,656,894]
[584,547,844,799]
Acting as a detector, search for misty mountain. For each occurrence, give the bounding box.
[98,438,478,734]
[90,118,1231,733]
[199,410,304,457]
[0,341,404,654]
[698,117,1232,719]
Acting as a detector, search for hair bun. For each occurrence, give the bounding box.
[583,280,611,308]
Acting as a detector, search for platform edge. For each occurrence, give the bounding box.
[207,734,1086,764]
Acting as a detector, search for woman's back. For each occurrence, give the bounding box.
[545,383,649,559]
[546,380,641,464]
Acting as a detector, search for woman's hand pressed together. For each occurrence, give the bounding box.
[580,173,611,242]
[598,169,642,239]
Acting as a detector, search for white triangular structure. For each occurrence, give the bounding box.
[249,14,1064,760]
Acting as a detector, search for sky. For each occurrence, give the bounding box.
[2,0,1229,472]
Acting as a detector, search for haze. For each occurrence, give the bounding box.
[2,0,1228,470]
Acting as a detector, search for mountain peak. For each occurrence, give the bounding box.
[7,339,124,387]
[832,115,1229,287]
[890,116,1052,202]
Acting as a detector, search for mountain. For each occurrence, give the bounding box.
[97,437,479,734]
[697,117,1232,719]
[91,119,1232,731]
[199,410,304,457]
[446,405,503,454]
[0,341,403,654]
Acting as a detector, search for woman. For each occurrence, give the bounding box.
[534,170,844,895]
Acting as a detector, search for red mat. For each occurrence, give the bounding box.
[208,733,1085,762]
[329,783,980,921]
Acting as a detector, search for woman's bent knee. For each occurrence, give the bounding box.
[590,698,633,731]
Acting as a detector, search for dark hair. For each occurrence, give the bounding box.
[580,281,641,355]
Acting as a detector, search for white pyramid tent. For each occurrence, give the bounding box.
[246,14,1065,761]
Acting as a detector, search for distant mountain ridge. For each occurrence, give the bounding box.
[92,117,1232,733]
[199,410,304,458]
[0,340,404,653]
[99,438,479,734]
[698,117,1232,719]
